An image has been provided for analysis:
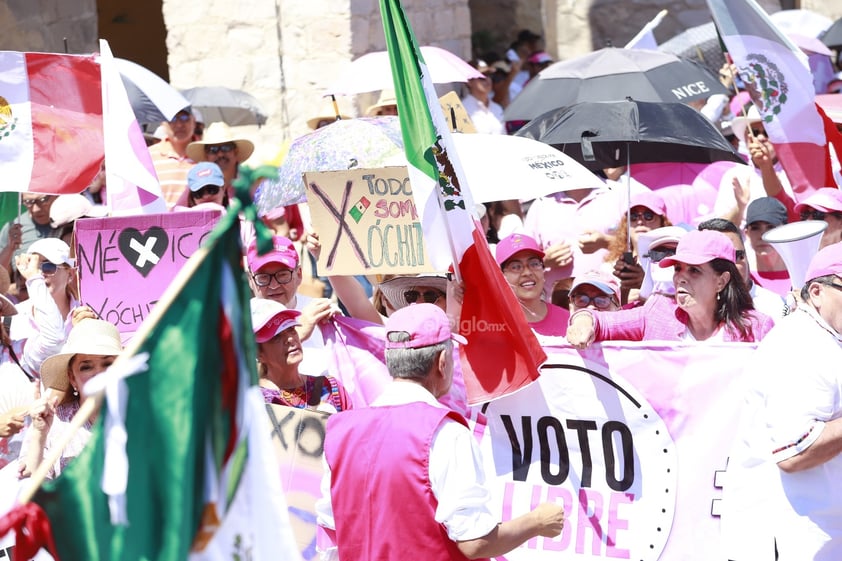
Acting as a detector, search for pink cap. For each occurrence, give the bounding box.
[805,242,842,283]
[247,235,299,272]
[384,303,467,349]
[495,233,545,266]
[250,298,301,343]
[569,270,621,301]
[630,191,666,216]
[793,187,842,214]
[659,230,736,268]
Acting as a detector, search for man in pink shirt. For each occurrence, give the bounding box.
[317,304,564,560]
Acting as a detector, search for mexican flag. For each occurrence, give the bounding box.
[380,0,546,404]
[99,40,167,215]
[0,205,300,560]
[708,0,831,198]
[0,51,103,194]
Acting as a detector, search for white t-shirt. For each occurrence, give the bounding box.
[461,94,506,135]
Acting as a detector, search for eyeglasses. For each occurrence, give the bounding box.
[39,262,65,276]
[502,258,544,274]
[645,247,677,263]
[194,185,221,198]
[735,249,746,261]
[170,112,192,123]
[800,209,842,221]
[821,281,842,293]
[252,270,294,286]
[403,290,444,305]
[629,210,657,222]
[570,292,615,310]
[205,143,236,155]
[22,195,53,208]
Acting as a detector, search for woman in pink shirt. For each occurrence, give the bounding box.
[567,230,774,344]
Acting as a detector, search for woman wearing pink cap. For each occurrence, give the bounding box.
[603,191,671,303]
[496,233,570,337]
[794,187,842,249]
[567,230,774,345]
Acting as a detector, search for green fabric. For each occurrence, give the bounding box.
[379,0,439,183]
[33,202,258,561]
[0,194,23,231]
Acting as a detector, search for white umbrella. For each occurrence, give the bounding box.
[325,46,483,96]
[113,57,190,124]
[451,133,604,203]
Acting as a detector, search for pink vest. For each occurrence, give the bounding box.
[325,402,485,561]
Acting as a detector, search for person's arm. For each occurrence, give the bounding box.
[17,387,57,479]
[16,255,67,377]
[748,137,785,198]
[457,504,564,559]
[0,223,22,274]
[777,417,842,474]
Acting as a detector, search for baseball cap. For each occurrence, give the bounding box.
[49,194,108,228]
[384,303,466,349]
[659,230,736,268]
[746,197,788,227]
[250,298,302,343]
[187,162,225,193]
[805,242,842,284]
[495,233,544,266]
[630,191,667,216]
[28,238,75,267]
[641,226,687,254]
[569,270,621,301]
[246,235,299,272]
[528,52,553,64]
[793,187,842,214]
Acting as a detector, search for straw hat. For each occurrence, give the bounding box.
[306,97,353,130]
[378,274,448,311]
[365,89,398,117]
[40,319,123,396]
[186,122,255,163]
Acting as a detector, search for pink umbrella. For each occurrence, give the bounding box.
[324,46,483,95]
[631,161,744,226]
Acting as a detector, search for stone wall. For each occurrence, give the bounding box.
[0,0,97,54]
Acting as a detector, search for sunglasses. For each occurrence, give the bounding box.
[822,281,842,293]
[194,185,221,198]
[735,249,746,261]
[22,195,53,208]
[404,289,444,305]
[252,270,294,287]
[205,143,236,155]
[645,247,677,263]
[39,262,64,276]
[750,127,766,137]
[502,258,544,274]
[570,293,615,310]
[800,209,842,221]
[629,210,657,222]
[170,112,192,123]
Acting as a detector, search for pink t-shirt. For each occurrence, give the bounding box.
[530,303,570,336]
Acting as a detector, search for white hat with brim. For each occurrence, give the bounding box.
[40,319,123,398]
[378,274,448,311]
[186,122,255,163]
[730,105,762,143]
[307,98,354,130]
[365,89,398,117]
[0,294,16,318]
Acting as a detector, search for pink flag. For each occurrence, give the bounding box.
[98,40,167,215]
[708,0,831,198]
[0,51,103,194]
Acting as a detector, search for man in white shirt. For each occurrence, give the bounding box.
[461,61,506,135]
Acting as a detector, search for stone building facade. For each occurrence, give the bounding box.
[1,0,841,162]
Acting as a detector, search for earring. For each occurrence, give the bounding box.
[716,291,721,302]
[71,386,78,397]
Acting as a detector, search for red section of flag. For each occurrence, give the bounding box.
[458,226,545,405]
[0,501,60,561]
[817,102,842,188]
[217,307,239,463]
[26,53,103,194]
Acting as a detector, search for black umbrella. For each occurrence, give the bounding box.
[515,98,744,171]
[503,47,729,122]
[181,86,268,126]
[822,17,842,50]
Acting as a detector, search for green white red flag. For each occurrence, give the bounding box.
[0,201,300,560]
[0,51,103,194]
[380,0,546,404]
[708,0,835,197]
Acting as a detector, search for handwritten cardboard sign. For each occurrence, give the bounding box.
[304,167,434,276]
[266,403,328,560]
[75,210,222,339]
[438,91,476,133]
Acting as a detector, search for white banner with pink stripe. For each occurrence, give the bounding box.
[472,342,757,561]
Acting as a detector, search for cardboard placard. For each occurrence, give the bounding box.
[438,91,476,133]
[75,210,222,339]
[304,167,434,276]
[266,404,329,560]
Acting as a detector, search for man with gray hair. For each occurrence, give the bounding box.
[317,303,564,560]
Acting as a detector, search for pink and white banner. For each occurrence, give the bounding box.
[474,342,757,561]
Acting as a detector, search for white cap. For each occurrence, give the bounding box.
[28,238,75,267]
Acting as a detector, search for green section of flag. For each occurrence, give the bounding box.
[0,194,23,231]
[380,0,439,183]
[33,205,257,560]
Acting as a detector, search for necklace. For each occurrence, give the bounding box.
[519,299,546,321]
